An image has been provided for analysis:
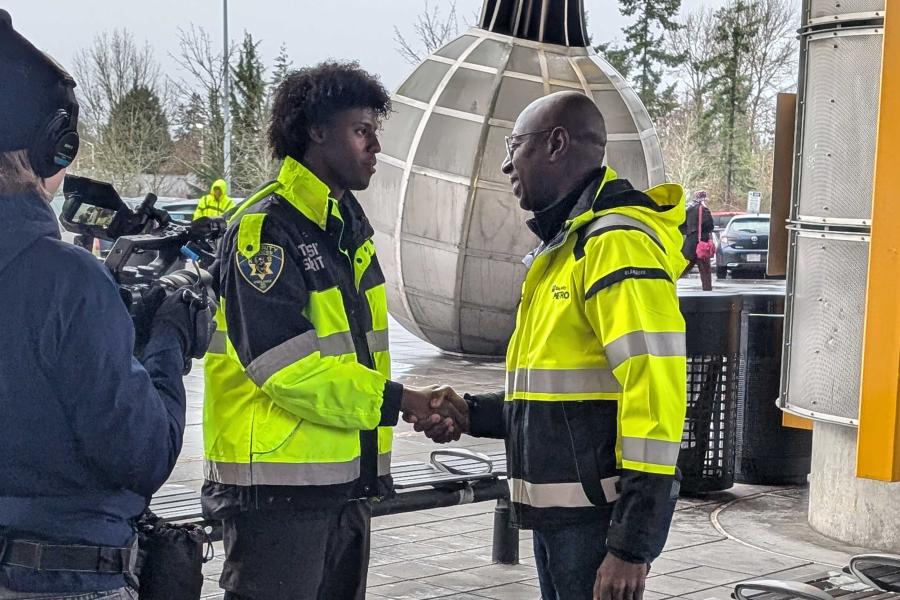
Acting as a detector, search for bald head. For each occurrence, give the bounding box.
[515,91,608,150]
[501,91,608,212]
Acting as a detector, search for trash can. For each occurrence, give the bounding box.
[735,293,812,485]
[678,292,742,494]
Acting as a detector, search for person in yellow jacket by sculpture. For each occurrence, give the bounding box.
[192,178,233,220]
[414,91,688,600]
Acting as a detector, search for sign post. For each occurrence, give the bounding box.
[747,191,762,214]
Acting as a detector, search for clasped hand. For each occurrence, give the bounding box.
[400,385,469,443]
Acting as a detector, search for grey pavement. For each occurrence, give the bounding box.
[174,275,873,600]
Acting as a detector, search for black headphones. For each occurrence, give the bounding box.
[29,104,80,179]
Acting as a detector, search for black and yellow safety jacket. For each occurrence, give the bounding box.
[193,179,234,220]
[468,166,688,564]
[201,157,402,517]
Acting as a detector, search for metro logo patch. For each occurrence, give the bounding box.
[237,243,284,293]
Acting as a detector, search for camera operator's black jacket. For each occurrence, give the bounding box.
[0,192,187,594]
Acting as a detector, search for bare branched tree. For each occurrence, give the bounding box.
[170,25,235,187]
[72,29,163,133]
[745,0,798,142]
[69,29,175,194]
[394,0,460,65]
[657,100,713,199]
[668,6,717,118]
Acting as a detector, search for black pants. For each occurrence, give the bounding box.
[219,501,371,600]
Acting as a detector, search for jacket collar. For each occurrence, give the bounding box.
[275,156,375,245]
[526,167,606,243]
[276,156,333,230]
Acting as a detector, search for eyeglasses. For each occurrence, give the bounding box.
[505,128,555,158]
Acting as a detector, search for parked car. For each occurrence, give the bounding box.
[157,199,199,223]
[712,211,746,232]
[716,213,770,279]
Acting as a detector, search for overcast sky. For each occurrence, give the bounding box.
[4,0,727,90]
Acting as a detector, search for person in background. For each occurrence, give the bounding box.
[681,190,715,291]
[193,179,233,220]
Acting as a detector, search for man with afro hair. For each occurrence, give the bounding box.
[201,61,468,599]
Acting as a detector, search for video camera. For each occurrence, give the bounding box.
[59,175,226,314]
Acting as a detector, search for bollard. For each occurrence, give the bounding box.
[491,498,519,565]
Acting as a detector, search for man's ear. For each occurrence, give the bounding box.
[308,123,327,145]
[547,127,569,163]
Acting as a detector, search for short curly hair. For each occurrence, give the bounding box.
[268,60,392,161]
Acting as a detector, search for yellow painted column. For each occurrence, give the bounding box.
[857,2,900,482]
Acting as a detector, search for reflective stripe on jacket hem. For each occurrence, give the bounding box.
[604,331,685,370]
[377,451,391,476]
[245,330,356,386]
[204,452,393,486]
[508,476,620,508]
[506,368,621,396]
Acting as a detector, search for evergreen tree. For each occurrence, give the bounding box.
[229,32,270,194]
[271,44,293,88]
[702,0,759,205]
[105,86,173,174]
[594,41,634,80]
[617,0,683,118]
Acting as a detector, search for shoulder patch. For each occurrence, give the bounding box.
[236,243,284,293]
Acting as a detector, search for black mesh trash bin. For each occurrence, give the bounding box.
[735,293,812,485]
[678,292,742,494]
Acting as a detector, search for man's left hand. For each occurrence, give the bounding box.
[593,553,648,600]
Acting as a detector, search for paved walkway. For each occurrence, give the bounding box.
[172,277,876,600]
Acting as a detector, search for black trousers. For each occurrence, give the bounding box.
[219,501,371,600]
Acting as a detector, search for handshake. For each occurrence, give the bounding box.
[400,385,470,443]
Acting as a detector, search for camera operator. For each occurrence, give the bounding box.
[0,11,211,599]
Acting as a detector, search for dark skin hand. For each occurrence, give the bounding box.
[594,554,649,600]
[401,385,469,439]
[403,386,469,443]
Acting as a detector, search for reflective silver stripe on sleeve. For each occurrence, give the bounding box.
[509,476,621,507]
[366,329,390,354]
[584,213,663,248]
[318,331,356,357]
[377,451,392,476]
[506,368,621,395]
[204,458,360,486]
[621,437,682,467]
[604,331,685,370]
[245,330,320,386]
[207,330,227,355]
[246,330,356,386]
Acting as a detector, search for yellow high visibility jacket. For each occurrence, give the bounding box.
[193,179,234,220]
[486,166,688,562]
[201,158,399,516]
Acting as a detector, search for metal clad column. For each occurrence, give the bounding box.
[858,2,900,482]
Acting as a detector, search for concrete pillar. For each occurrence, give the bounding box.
[808,421,900,551]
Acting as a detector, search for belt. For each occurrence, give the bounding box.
[0,537,137,574]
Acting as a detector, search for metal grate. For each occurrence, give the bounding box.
[784,231,869,424]
[679,354,738,494]
[797,30,882,223]
[808,0,885,23]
